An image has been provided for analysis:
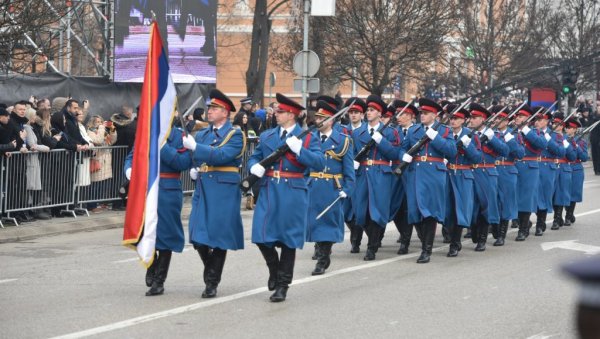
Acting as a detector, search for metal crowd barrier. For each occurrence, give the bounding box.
[0,156,4,228]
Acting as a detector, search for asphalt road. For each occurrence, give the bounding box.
[2,168,600,339]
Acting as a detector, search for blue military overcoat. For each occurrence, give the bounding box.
[570,138,588,202]
[400,123,457,225]
[515,128,547,213]
[306,127,355,243]
[471,131,509,225]
[341,123,361,223]
[352,122,400,228]
[553,135,577,207]
[249,124,325,249]
[125,127,192,252]
[388,126,404,221]
[444,127,481,228]
[537,128,565,211]
[496,128,524,221]
[183,121,246,250]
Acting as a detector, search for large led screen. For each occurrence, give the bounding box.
[114,0,216,83]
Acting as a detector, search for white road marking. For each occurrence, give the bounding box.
[0,279,17,284]
[50,208,600,339]
[112,248,192,264]
[541,240,600,255]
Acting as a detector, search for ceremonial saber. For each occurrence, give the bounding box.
[316,196,342,220]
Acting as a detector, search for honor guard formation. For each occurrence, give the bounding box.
[133,89,592,302]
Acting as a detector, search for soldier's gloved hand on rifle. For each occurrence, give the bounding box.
[353,160,360,170]
[544,133,551,142]
[460,135,472,147]
[285,135,302,155]
[504,133,514,142]
[562,139,570,149]
[183,135,197,151]
[521,125,532,135]
[250,163,266,178]
[402,153,413,163]
[443,158,448,165]
[425,128,438,140]
[339,191,347,199]
[190,167,198,180]
[125,168,132,180]
[372,131,383,144]
[483,128,495,140]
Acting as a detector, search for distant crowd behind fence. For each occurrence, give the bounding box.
[1,138,259,227]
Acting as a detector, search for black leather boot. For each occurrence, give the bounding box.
[146,250,172,296]
[202,248,227,298]
[564,202,576,226]
[475,222,488,252]
[311,243,319,260]
[349,222,362,253]
[195,244,211,285]
[364,223,382,261]
[470,221,480,244]
[516,212,530,241]
[464,229,472,239]
[490,223,499,240]
[511,219,519,228]
[145,251,158,287]
[258,244,279,291]
[397,225,411,255]
[494,220,508,246]
[442,227,451,243]
[551,205,563,230]
[270,246,295,302]
[312,242,332,275]
[535,210,547,236]
[417,219,436,263]
[447,225,463,257]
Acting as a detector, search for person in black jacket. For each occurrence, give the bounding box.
[0,108,17,156]
[5,101,31,222]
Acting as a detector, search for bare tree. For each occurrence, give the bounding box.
[0,0,73,75]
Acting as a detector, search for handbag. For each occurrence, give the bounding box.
[90,158,101,173]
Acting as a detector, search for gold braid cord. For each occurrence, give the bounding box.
[325,137,350,161]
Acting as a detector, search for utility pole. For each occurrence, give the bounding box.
[302,0,310,109]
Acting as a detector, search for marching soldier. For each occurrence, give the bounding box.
[564,118,588,225]
[181,89,246,298]
[533,107,565,236]
[399,98,457,263]
[342,97,368,253]
[124,116,193,296]
[306,100,355,275]
[248,93,325,302]
[551,112,577,230]
[468,103,509,251]
[352,94,400,261]
[390,100,418,255]
[494,106,524,246]
[514,105,547,241]
[445,105,481,257]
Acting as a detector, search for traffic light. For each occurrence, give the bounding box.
[561,63,578,94]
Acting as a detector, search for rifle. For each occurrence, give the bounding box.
[488,102,526,130]
[239,102,354,192]
[354,99,416,162]
[514,105,546,133]
[392,98,472,176]
[574,120,600,142]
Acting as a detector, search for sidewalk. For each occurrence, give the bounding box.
[0,197,255,243]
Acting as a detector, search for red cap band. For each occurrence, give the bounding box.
[350,104,364,113]
[518,109,531,117]
[367,102,383,112]
[316,108,334,117]
[567,121,579,128]
[398,107,416,115]
[452,112,466,119]
[497,112,508,118]
[471,110,487,118]
[210,98,231,112]
[279,103,302,115]
[420,105,438,114]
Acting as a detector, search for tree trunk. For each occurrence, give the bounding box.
[245,0,270,107]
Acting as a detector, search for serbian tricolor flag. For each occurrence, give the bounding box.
[122,21,177,267]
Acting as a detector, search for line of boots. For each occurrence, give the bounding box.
[348,219,364,254]
[535,209,548,236]
[363,221,383,261]
[416,217,437,263]
[446,225,463,257]
[551,205,564,230]
[492,220,509,246]
[394,201,413,255]
[515,211,532,241]
[564,202,577,226]
[312,242,332,275]
[258,244,295,302]
[470,215,490,252]
[195,244,227,298]
[145,250,172,296]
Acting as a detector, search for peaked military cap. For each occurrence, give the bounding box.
[276,93,305,116]
[209,89,236,112]
[469,102,491,119]
[366,94,386,113]
[317,95,339,110]
[315,100,338,118]
[240,96,253,105]
[418,98,442,114]
[391,100,418,116]
[516,104,533,117]
[344,97,367,113]
[491,105,510,118]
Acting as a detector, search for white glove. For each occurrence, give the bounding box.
[190,167,198,180]
[372,131,383,144]
[339,191,347,199]
[125,168,132,180]
[182,135,197,151]
[285,135,302,155]
[460,135,471,147]
[402,153,413,163]
[521,125,531,135]
[250,163,265,178]
[504,133,514,142]
[544,133,551,142]
[562,139,569,149]
[353,160,360,170]
[443,158,448,165]
[425,128,438,140]
[483,128,495,140]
